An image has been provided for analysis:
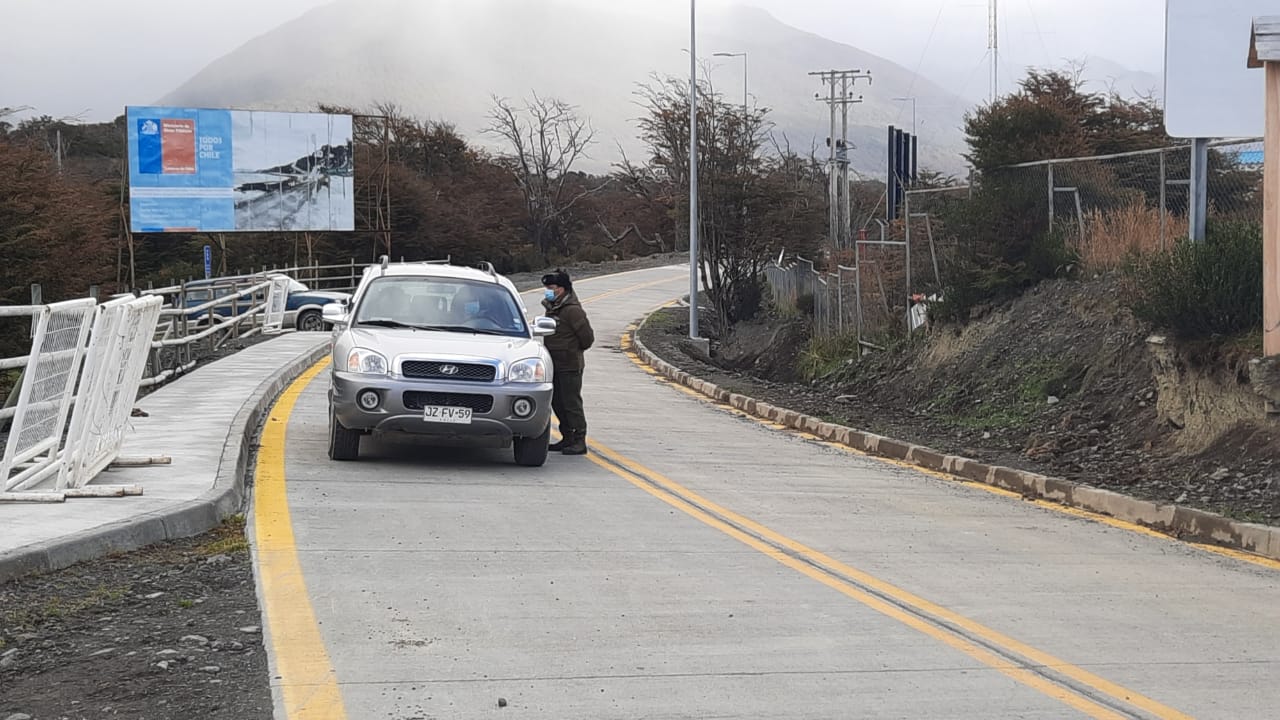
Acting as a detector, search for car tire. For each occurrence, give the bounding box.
[513,423,551,467]
[328,407,361,461]
[298,309,324,332]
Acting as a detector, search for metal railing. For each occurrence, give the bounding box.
[0,278,291,501]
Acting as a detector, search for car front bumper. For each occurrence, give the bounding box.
[330,371,553,446]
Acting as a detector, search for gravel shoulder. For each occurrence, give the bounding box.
[0,518,271,720]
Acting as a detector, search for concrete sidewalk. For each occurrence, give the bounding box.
[0,333,330,582]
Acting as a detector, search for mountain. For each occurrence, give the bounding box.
[159,0,972,176]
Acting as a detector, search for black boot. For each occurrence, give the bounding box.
[561,431,588,456]
[549,432,570,452]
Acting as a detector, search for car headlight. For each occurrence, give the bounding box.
[508,358,547,383]
[346,348,388,375]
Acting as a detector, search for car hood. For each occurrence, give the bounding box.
[298,291,351,302]
[343,327,543,363]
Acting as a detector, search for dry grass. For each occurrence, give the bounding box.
[1072,204,1179,272]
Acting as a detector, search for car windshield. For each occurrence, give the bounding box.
[354,277,527,337]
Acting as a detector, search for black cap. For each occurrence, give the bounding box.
[541,270,572,291]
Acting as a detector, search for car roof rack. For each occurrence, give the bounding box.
[476,261,498,279]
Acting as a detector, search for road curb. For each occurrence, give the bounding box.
[0,340,331,584]
[628,319,1280,564]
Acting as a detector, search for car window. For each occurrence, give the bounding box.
[288,279,308,293]
[354,277,528,337]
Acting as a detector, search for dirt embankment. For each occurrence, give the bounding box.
[639,277,1280,524]
[1,519,272,720]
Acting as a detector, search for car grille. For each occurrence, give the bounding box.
[401,360,496,382]
[403,392,495,414]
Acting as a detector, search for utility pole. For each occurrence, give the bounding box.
[810,69,873,248]
[689,0,700,340]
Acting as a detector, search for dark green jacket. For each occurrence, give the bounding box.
[542,292,595,371]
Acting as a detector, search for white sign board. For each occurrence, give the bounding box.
[1165,0,1268,138]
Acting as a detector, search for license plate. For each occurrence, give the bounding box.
[422,405,473,424]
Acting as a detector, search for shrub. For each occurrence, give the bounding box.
[1076,204,1166,272]
[930,169,1078,323]
[1127,222,1263,340]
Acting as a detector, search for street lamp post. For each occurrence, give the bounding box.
[892,96,917,137]
[689,0,700,340]
[713,51,748,112]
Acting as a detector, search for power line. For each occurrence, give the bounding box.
[896,1,949,127]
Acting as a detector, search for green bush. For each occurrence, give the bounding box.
[1127,222,1263,340]
[930,171,1078,323]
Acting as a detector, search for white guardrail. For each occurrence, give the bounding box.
[0,276,290,502]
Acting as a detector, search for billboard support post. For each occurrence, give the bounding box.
[1248,16,1280,360]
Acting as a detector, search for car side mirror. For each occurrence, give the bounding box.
[532,316,557,337]
[323,303,348,326]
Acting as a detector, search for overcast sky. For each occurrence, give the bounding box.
[1,0,1167,123]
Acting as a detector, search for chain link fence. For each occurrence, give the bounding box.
[764,140,1264,341]
[1007,139,1262,270]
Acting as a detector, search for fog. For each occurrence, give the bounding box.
[0,0,1166,122]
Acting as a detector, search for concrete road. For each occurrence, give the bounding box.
[253,265,1280,720]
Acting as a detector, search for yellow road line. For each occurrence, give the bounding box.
[253,359,347,720]
[581,435,1192,720]
[247,275,683,719]
[621,323,1280,573]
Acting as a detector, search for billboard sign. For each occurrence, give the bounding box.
[126,107,355,232]
[1165,0,1268,138]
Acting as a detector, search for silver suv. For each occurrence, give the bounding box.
[322,260,557,466]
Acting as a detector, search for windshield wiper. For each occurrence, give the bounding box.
[415,325,515,336]
[357,319,429,330]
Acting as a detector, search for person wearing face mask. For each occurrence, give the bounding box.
[540,270,594,456]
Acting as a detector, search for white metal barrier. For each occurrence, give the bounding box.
[0,295,167,501]
[58,295,163,491]
[1,299,96,498]
[0,270,329,501]
[263,275,291,334]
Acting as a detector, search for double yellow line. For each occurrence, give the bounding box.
[578,435,1192,720]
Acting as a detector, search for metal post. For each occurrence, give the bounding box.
[1047,163,1055,229]
[840,76,851,247]
[1189,137,1209,243]
[828,77,838,244]
[29,284,41,338]
[855,263,863,349]
[905,224,913,335]
[887,126,897,221]
[837,270,844,333]
[910,134,918,185]
[1159,150,1167,251]
[689,0,700,340]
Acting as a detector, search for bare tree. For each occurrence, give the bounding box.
[631,76,824,328]
[485,94,606,258]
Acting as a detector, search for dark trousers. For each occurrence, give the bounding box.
[551,370,587,436]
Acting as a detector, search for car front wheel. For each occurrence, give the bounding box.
[513,423,551,467]
[328,407,361,461]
